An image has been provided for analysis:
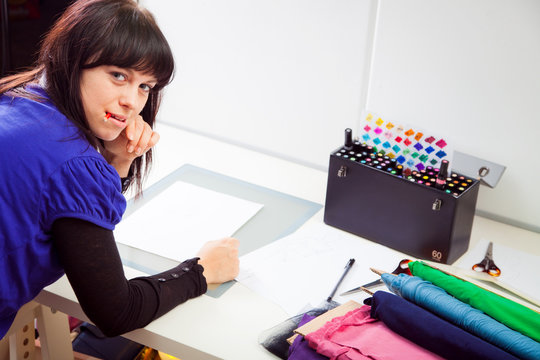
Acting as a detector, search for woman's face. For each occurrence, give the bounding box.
[80,65,157,141]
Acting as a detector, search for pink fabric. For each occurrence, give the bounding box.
[304,305,444,360]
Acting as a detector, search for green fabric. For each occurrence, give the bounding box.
[409,261,540,343]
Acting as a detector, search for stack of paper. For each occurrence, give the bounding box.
[115,181,263,261]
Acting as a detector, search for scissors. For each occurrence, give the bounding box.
[472,241,501,277]
[340,259,412,296]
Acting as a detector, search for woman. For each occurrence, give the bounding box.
[0,0,239,338]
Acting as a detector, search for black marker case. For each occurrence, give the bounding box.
[324,147,480,264]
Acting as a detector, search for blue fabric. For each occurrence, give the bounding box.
[370,291,519,360]
[382,273,540,360]
[0,86,126,338]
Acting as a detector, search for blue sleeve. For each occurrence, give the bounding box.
[40,156,127,231]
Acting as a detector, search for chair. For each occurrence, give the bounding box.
[0,300,74,360]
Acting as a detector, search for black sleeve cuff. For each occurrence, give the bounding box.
[137,257,208,319]
[150,257,206,286]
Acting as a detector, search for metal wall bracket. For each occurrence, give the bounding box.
[452,151,506,188]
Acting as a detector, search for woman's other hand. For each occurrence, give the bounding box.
[197,238,240,284]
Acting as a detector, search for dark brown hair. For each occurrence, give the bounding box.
[0,0,175,195]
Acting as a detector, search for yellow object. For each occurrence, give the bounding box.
[158,351,181,360]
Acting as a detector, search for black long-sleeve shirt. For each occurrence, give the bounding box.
[52,217,207,337]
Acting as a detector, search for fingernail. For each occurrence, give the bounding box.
[127,146,134,153]
[135,147,142,155]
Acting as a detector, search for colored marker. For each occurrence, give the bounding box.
[344,128,354,150]
[436,160,449,189]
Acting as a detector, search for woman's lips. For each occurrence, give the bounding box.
[105,112,127,128]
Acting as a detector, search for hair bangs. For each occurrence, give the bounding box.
[84,5,174,90]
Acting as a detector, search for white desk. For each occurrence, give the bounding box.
[36,124,540,360]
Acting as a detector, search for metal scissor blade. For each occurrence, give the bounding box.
[340,278,382,296]
[486,241,494,260]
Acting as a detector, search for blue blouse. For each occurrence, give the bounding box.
[0,86,126,338]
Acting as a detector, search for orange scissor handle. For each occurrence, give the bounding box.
[487,267,501,277]
[397,259,412,275]
[473,259,501,277]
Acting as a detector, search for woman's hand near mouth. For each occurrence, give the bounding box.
[101,114,160,177]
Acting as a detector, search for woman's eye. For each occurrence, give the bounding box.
[140,84,153,92]
[112,72,126,81]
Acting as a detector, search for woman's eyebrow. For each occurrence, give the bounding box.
[115,67,157,84]
[142,75,158,86]
[124,67,157,84]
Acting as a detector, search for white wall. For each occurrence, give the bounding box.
[366,0,540,231]
[143,0,375,168]
[143,0,540,232]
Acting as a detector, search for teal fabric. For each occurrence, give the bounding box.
[370,291,518,360]
[383,273,540,360]
[409,261,540,343]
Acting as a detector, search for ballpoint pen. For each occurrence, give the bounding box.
[327,258,355,302]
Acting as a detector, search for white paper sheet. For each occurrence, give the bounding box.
[454,238,540,307]
[115,181,263,261]
[237,222,411,315]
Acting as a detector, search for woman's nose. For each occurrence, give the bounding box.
[118,85,138,109]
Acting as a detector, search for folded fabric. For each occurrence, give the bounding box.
[305,305,443,360]
[370,291,519,360]
[259,302,337,359]
[382,273,540,360]
[409,261,540,343]
[288,314,329,360]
